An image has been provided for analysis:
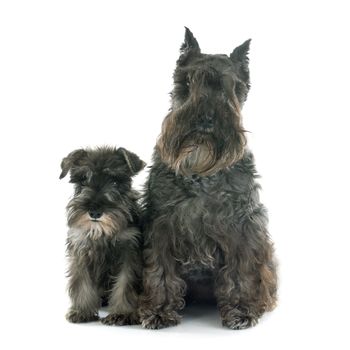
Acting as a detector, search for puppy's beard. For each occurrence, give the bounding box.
[70,212,127,240]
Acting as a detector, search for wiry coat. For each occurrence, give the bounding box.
[139,28,277,330]
[60,146,145,325]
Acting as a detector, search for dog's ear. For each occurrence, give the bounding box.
[116,148,146,176]
[59,149,87,179]
[230,39,251,84]
[178,27,201,65]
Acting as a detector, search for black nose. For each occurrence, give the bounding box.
[199,114,214,129]
[89,209,102,219]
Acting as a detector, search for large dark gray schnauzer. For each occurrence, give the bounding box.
[60,146,145,325]
[139,28,277,330]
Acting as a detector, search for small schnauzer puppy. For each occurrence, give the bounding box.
[139,28,277,329]
[60,146,145,325]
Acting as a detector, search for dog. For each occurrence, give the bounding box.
[60,146,145,325]
[139,28,277,330]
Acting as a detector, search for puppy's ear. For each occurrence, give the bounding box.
[117,148,146,176]
[59,149,87,179]
[178,27,201,65]
[230,39,251,84]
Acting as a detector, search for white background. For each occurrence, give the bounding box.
[1,1,349,349]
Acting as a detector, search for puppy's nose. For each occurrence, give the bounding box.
[89,209,102,220]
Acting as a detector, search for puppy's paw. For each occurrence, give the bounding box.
[141,311,181,330]
[66,309,99,323]
[101,313,140,326]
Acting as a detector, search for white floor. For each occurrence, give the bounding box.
[6,296,342,350]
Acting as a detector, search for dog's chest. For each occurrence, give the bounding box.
[167,176,235,267]
[67,228,118,262]
[175,173,236,223]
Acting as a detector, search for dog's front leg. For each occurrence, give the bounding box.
[101,232,142,326]
[66,259,100,323]
[215,221,277,329]
[139,228,186,329]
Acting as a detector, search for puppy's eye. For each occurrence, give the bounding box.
[112,181,118,187]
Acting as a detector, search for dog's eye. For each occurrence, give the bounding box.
[112,181,118,187]
[80,177,87,186]
[185,75,191,88]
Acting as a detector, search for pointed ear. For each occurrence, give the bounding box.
[230,39,251,83]
[117,148,146,176]
[178,27,201,65]
[59,149,87,179]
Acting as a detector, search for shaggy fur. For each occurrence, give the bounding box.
[60,146,145,325]
[139,28,277,330]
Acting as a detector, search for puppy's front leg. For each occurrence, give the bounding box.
[66,259,100,323]
[101,230,142,326]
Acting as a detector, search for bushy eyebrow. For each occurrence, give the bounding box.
[103,167,119,176]
[70,167,92,184]
[221,74,234,91]
[102,168,129,182]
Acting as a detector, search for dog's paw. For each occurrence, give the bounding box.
[220,304,260,330]
[66,309,99,323]
[222,314,259,330]
[101,313,140,326]
[141,312,181,330]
